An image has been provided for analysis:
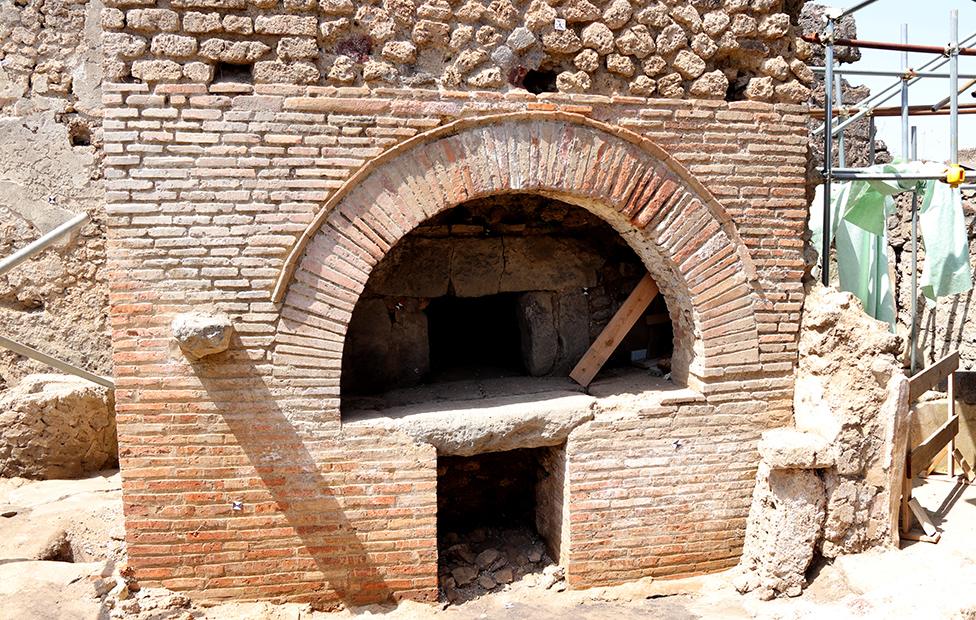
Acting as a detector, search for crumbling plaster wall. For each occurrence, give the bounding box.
[737,285,909,599]
[0,0,112,387]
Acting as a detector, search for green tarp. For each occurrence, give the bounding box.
[809,161,972,327]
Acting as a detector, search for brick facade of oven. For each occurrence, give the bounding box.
[105,83,807,606]
[102,0,811,607]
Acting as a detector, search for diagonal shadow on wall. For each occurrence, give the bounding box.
[192,331,397,608]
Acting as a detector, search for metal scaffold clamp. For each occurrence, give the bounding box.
[945,164,966,187]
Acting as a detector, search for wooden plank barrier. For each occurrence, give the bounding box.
[900,350,971,544]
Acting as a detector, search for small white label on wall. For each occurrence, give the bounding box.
[554,18,566,31]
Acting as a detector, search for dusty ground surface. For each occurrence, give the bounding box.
[2,471,976,620]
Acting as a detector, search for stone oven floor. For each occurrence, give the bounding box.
[342,368,700,456]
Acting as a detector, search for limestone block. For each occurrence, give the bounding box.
[656,72,684,98]
[730,13,757,37]
[602,0,632,30]
[103,32,148,60]
[277,37,318,60]
[328,55,357,83]
[467,67,503,88]
[507,27,537,52]
[673,49,705,79]
[524,0,557,32]
[319,18,350,43]
[691,33,717,60]
[254,15,318,36]
[606,53,635,77]
[670,4,701,33]
[125,8,180,32]
[363,60,397,83]
[183,11,222,33]
[543,30,583,54]
[253,60,320,84]
[183,62,214,82]
[745,75,774,101]
[774,79,811,104]
[102,8,125,29]
[199,39,271,63]
[319,0,354,15]
[412,19,451,46]
[150,34,198,58]
[615,26,655,59]
[476,25,502,46]
[0,374,117,479]
[630,75,656,96]
[222,15,253,34]
[171,312,232,360]
[382,40,417,63]
[557,70,591,93]
[130,59,183,82]
[574,49,600,72]
[581,22,615,55]
[655,24,687,56]
[702,10,730,37]
[759,13,790,40]
[456,1,485,23]
[560,0,600,23]
[759,428,835,469]
[762,56,790,80]
[518,292,558,376]
[688,70,727,98]
[636,4,670,28]
[642,55,666,76]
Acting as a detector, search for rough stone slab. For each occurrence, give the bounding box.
[758,428,835,470]
[346,391,595,456]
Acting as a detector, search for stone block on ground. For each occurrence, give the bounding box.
[0,374,116,479]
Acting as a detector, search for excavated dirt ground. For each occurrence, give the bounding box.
[3,471,976,619]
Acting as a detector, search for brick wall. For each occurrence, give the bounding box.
[104,82,807,606]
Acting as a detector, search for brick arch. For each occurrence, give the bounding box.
[272,112,760,407]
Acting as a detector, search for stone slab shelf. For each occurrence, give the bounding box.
[343,371,699,456]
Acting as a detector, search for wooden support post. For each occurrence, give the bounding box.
[901,460,913,535]
[948,372,956,477]
[910,415,960,478]
[953,448,974,482]
[907,498,938,537]
[570,274,659,388]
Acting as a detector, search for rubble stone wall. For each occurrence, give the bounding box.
[104,82,808,606]
[102,0,814,101]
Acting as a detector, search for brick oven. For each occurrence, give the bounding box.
[102,0,810,608]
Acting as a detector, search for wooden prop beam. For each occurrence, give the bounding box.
[910,415,960,479]
[570,274,659,388]
[908,351,959,402]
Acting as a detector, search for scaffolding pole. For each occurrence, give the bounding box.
[821,15,835,286]
[911,127,919,375]
[812,31,976,136]
[812,67,976,80]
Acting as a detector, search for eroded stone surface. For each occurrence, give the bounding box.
[171,312,233,359]
[0,374,116,479]
[736,463,826,600]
